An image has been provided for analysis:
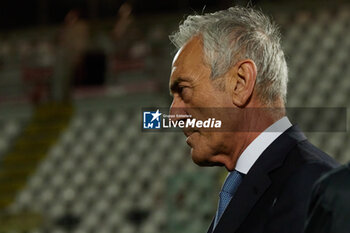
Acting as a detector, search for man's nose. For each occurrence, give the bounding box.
[169,96,187,122]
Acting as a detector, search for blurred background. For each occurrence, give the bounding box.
[0,0,349,232]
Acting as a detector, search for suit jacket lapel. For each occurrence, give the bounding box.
[206,175,271,233]
[210,125,306,233]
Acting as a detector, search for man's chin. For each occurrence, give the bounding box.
[190,149,222,167]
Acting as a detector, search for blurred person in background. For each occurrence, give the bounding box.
[112,2,133,41]
[112,2,135,59]
[110,2,150,79]
[304,161,350,233]
[52,9,89,102]
[168,6,339,233]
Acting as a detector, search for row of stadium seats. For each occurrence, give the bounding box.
[7,107,219,233]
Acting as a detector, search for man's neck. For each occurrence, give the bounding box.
[223,113,285,171]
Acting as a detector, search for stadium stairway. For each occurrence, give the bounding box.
[0,103,72,210]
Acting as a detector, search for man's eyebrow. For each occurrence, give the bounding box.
[169,77,188,96]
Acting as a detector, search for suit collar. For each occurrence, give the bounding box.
[208,125,307,233]
[235,116,292,174]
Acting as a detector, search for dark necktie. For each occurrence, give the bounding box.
[213,170,244,229]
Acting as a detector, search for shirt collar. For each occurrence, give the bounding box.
[235,116,292,174]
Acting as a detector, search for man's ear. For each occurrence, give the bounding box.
[225,59,257,107]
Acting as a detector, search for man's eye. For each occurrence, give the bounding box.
[179,86,192,102]
[179,86,184,93]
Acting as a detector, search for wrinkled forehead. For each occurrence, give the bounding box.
[171,47,183,67]
[171,36,206,70]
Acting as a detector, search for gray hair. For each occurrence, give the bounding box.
[169,6,288,105]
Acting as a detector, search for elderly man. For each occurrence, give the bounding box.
[168,6,338,233]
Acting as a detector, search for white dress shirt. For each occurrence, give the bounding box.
[235,116,292,174]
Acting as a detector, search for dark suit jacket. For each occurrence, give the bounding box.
[304,162,350,233]
[207,125,339,233]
